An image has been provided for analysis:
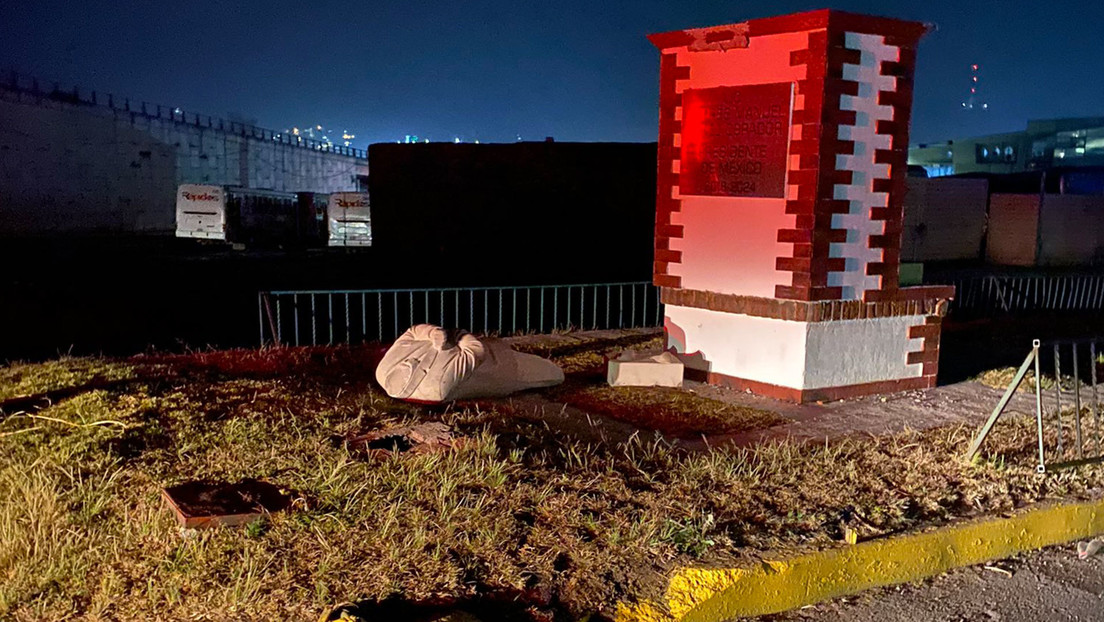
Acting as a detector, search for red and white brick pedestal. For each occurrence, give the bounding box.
[649,9,953,403]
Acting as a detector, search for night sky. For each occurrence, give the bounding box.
[4,0,1102,147]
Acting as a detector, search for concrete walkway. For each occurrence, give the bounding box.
[691,379,1035,448]
[509,378,1026,451]
[500,327,1035,450]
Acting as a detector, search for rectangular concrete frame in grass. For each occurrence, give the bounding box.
[161,489,268,529]
[649,9,953,403]
[614,497,1104,622]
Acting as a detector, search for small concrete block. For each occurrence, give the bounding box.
[607,350,684,388]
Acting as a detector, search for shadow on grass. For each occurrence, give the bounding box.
[0,376,140,417]
[321,588,610,622]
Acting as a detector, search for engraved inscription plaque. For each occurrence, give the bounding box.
[680,83,793,198]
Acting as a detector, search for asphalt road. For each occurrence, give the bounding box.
[761,543,1104,622]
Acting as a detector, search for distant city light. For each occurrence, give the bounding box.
[284,124,355,149]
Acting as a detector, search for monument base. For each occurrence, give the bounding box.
[662,287,951,403]
[683,368,933,404]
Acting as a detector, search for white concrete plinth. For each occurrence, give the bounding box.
[663,304,926,392]
[607,351,685,388]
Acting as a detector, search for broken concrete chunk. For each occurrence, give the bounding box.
[346,422,457,458]
[607,350,684,388]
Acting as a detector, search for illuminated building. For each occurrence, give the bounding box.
[909,117,1104,177]
[285,125,357,148]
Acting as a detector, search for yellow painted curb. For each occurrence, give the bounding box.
[616,497,1104,621]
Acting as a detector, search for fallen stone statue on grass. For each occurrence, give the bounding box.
[375,324,564,402]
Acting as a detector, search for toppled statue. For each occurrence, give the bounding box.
[375,324,564,402]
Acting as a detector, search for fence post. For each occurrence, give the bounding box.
[311,294,317,345]
[1055,343,1064,456]
[567,287,572,330]
[1092,342,1102,457]
[553,288,558,331]
[293,294,300,346]
[1035,339,1046,472]
[592,285,598,330]
[606,285,611,329]
[1074,342,1084,458]
[258,292,265,347]
[631,283,638,327]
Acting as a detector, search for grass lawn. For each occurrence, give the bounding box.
[2,338,1102,621]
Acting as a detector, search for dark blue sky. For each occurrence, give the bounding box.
[5,1,1102,147]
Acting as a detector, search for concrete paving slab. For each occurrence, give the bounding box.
[692,381,1038,448]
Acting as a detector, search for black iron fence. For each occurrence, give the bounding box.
[946,274,1104,320]
[258,282,663,347]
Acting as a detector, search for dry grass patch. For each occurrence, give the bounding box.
[1,344,1102,621]
[974,366,1054,393]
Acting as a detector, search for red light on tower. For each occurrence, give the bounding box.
[963,63,985,111]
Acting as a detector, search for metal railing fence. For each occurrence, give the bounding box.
[968,337,1104,473]
[258,282,662,347]
[946,274,1104,320]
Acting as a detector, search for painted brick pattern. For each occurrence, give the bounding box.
[827,32,900,300]
[653,53,690,289]
[773,29,833,302]
[907,315,943,386]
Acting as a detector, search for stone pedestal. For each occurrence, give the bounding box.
[649,9,953,403]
